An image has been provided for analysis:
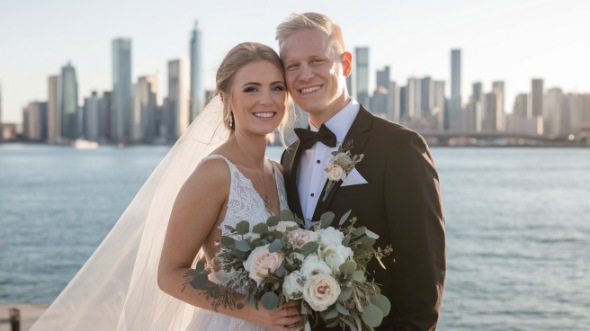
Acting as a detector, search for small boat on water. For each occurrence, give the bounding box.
[72,139,99,149]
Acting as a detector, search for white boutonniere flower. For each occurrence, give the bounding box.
[322,140,364,201]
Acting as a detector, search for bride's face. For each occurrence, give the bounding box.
[230,60,286,136]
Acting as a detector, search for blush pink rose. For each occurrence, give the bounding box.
[243,245,284,285]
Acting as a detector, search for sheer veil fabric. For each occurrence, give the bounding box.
[31,96,230,330]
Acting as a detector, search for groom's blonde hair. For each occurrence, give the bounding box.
[275,12,346,60]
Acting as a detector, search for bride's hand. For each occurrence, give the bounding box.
[255,300,304,331]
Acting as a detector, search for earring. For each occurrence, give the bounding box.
[229,112,234,128]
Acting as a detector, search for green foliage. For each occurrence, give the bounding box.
[261,291,279,310]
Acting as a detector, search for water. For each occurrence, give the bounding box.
[1,144,589,330]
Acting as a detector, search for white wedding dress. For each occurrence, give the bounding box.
[185,154,289,330]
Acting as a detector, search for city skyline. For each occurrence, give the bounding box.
[1,0,589,123]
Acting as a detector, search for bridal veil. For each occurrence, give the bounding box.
[31,96,230,330]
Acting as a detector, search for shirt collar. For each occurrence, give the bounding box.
[310,98,360,144]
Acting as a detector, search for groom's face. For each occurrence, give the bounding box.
[281,29,351,123]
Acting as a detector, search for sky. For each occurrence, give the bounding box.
[1,0,589,123]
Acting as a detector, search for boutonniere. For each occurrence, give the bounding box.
[322,140,364,201]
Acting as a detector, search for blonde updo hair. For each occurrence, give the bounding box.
[215,42,294,143]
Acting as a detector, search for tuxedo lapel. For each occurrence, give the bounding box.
[284,140,305,220]
[312,107,373,221]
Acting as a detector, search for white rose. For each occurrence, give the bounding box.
[302,273,341,312]
[271,221,299,233]
[321,244,353,275]
[243,245,284,286]
[288,229,319,248]
[327,164,346,182]
[282,271,305,300]
[300,254,332,278]
[317,227,344,248]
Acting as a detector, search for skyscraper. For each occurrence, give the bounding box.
[449,49,462,131]
[0,83,3,142]
[189,21,203,120]
[355,47,369,105]
[133,75,158,142]
[166,59,189,141]
[47,75,60,143]
[530,78,544,118]
[112,38,132,143]
[433,80,446,130]
[376,66,390,89]
[406,77,421,120]
[492,81,505,116]
[388,81,400,123]
[421,76,433,119]
[59,62,78,140]
[83,91,101,141]
[23,101,48,141]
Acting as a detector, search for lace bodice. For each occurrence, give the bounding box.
[212,154,288,231]
[186,155,289,330]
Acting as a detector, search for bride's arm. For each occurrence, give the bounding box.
[157,157,302,330]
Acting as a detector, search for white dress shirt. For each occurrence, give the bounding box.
[297,99,360,226]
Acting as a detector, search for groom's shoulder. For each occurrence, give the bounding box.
[363,107,423,143]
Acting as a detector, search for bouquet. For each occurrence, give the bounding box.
[185,210,392,330]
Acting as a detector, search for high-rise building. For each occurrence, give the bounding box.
[47,75,60,143]
[546,88,564,137]
[530,78,544,118]
[355,47,369,105]
[23,101,48,141]
[376,66,390,89]
[449,49,462,131]
[58,62,78,140]
[421,76,433,119]
[189,21,203,120]
[0,83,3,141]
[112,38,132,142]
[83,91,101,141]
[99,91,112,142]
[406,77,421,120]
[133,76,158,142]
[166,59,189,141]
[492,81,505,116]
[469,82,484,132]
[433,80,446,130]
[482,91,503,132]
[388,81,400,123]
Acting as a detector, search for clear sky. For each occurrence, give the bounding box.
[1,0,588,123]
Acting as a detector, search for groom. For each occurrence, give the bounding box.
[277,13,446,331]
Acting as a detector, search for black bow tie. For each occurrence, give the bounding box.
[294,124,337,151]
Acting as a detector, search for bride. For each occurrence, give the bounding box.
[31,42,305,330]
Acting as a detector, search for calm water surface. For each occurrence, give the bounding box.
[1,144,589,330]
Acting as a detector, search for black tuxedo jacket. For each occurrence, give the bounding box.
[281,106,446,331]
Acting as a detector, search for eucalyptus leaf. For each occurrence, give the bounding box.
[220,236,235,246]
[266,215,280,227]
[352,270,365,282]
[338,287,353,301]
[275,263,286,277]
[351,226,367,237]
[336,302,350,316]
[365,228,380,240]
[323,306,339,320]
[370,294,391,316]
[279,209,295,221]
[361,303,384,328]
[339,260,357,275]
[299,241,319,256]
[236,302,245,310]
[268,239,284,253]
[261,291,279,310]
[360,236,376,248]
[339,210,352,226]
[319,211,335,229]
[235,240,251,252]
[252,223,269,234]
[236,221,250,235]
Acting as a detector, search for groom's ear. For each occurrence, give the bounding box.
[341,51,352,77]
